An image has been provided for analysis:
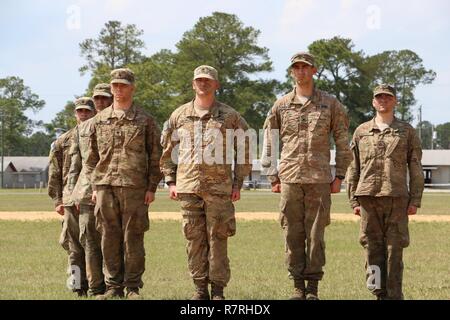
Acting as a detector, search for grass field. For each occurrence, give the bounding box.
[0,189,449,214]
[0,219,449,300]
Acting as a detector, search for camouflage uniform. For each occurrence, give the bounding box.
[346,85,424,299]
[85,69,163,293]
[67,98,105,296]
[160,88,252,293]
[262,53,351,288]
[48,127,88,292]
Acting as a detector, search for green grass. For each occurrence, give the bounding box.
[0,189,448,215]
[0,220,449,300]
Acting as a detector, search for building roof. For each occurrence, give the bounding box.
[1,157,49,173]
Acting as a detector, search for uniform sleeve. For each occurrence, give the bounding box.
[331,100,352,177]
[146,117,163,193]
[407,128,424,208]
[47,140,63,207]
[346,131,361,209]
[261,104,280,183]
[160,117,179,185]
[67,128,82,203]
[84,122,100,191]
[233,115,253,189]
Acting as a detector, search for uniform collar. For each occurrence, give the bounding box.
[186,99,221,119]
[369,117,401,133]
[101,103,137,121]
[289,86,320,106]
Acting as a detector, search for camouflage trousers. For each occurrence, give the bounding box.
[95,186,150,290]
[358,196,410,300]
[61,205,105,295]
[61,205,88,292]
[280,183,331,281]
[178,193,236,288]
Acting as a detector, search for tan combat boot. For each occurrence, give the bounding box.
[95,288,124,300]
[306,280,319,300]
[211,283,225,300]
[290,279,306,300]
[191,280,210,300]
[126,287,141,300]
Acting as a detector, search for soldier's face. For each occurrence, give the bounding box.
[112,83,135,102]
[93,96,113,112]
[373,94,397,114]
[291,62,317,85]
[75,108,94,123]
[192,78,219,96]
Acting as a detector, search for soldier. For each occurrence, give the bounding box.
[92,83,113,111]
[346,84,424,300]
[160,65,252,300]
[48,98,96,296]
[66,86,112,297]
[262,52,352,300]
[85,68,163,300]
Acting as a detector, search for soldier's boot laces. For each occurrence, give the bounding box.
[126,287,141,300]
[211,283,225,300]
[290,280,306,300]
[191,280,210,300]
[95,288,124,300]
[306,280,319,300]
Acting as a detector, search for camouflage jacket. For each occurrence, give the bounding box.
[262,87,352,184]
[346,118,424,208]
[85,104,163,192]
[47,128,76,206]
[160,100,252,195]
[67,119,95,205]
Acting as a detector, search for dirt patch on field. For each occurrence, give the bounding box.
[1,211,450,223]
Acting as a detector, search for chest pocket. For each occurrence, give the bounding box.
[280,107,299,134]
[124,124,146,152]
[385,131,408,162]
[358,134,375,160]
[97,124,113,153]
[204,119,224,145]
[308,106,330,134]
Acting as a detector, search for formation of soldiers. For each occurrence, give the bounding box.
[47,51,424,300]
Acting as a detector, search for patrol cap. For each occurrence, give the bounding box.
[110,68,135,85]
[373,84,396,98]
[290,52,315,68]
[193,65,219,81]
[92,83,112,98]
[74,97,95,111]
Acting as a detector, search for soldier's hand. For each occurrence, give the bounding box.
[75,203,80,211]
[353,206,361,216]
[330,178,342,193]
[168,184,178,200]
[91,191,97,204]
[271,182,281,193]
[144,191,155,205]
[407,205,418,215]
[231,187,241,202]
[55,205,64,216]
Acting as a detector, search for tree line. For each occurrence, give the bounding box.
[1,12,447,156]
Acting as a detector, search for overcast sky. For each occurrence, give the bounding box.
[1,0,449,127]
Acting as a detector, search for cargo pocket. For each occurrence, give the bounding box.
[216,217,236,240]
[397,222,410,248]
[59,219,70,251]
[134,205,150,233]
[94,205,103,234]
[182,216,206,241]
